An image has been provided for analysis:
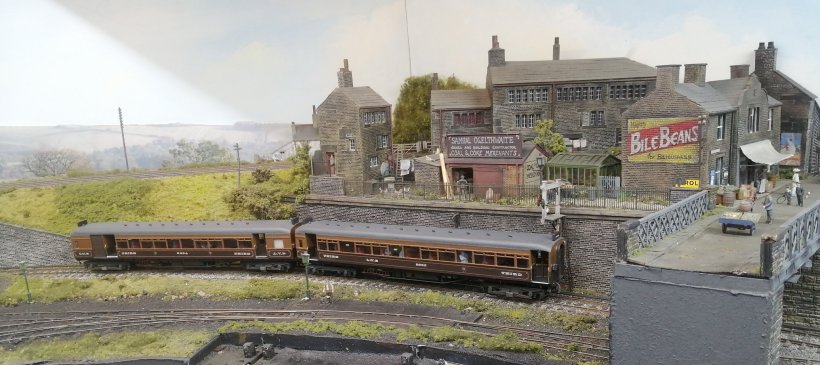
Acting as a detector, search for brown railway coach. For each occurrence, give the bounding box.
[70,220,296,271]
[295,221,567,292]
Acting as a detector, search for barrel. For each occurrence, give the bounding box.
[723,191,736,206]
[738,200,752,212]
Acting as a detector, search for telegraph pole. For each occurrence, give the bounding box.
[233,143,242,188]
[118,107,130,171]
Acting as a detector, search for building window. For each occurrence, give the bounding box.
[581,111,604,127]
[362,111,386,126]
[507,88,549,103]
[768,108,773,131]
[748,107,760,133]
[716,114,725,141]
[609,84,647,100]
[615,128,623,146]
[369,156,379,167]
[515,114,541,128]
[348,138,356,151]
[713,156,725,185]
[377,135,389,149]
[453,111,484,126]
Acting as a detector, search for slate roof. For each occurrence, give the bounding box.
[709,78,750,108]
[297,220,558,251]
[768,95,783,107]
[675,83,735,114]
[70,220,293,237]
[336,87,390,108]
[488,58,656,85]
[775,70,817,99]
[431,89,492,110]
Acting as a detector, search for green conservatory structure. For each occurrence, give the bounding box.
[545,152,621,187]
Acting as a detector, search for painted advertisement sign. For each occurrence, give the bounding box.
[627,117,700,163]
[780,132,802,166]
[446,134,523,159]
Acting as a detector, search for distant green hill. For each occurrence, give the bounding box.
[0,172,254,235]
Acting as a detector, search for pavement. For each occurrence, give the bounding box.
[629,175,818,275]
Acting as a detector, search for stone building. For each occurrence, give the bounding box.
[312,59,392,195]
[622,64,785,190]
[486,36,657,150]
[752,41,820,173]
[430,82,493,152]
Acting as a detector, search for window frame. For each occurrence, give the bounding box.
[716,114,725,141]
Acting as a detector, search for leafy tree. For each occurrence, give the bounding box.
[393,74,476,143]
[224,143,311,219]
[533,119,568,156]
[168,139,232,166]
[22,149,85,177]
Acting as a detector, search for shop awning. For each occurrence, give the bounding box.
[739,140,793,165]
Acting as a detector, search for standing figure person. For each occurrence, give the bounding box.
[796,183,805,207]
[758,172,767,194]
[764,193,774,224]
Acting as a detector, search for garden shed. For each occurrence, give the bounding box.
[545,152,621,187]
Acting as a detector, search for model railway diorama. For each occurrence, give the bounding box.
[70,219,568,299]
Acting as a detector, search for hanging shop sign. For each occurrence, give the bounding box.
[627,117,700,164]
[446,134,523,159]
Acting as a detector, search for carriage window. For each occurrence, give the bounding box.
[327,242,339,251]
[404,247,420,258]
[421,249,437,260]
[318,241,328,250]
[373,245,389,256]
[168,239,181,248]
[340,241,355,253]
[182,239,194,248]
[195,240,208,248]
[128,239,140,248]
[153,240,168,249]
[116,240,128,249]
[209,240,221,249]
[438,251,455,262]
[475,253,495,265]
[356,244,372,254]
[497,256,515,267]
[223,239,238,248]
[389,245,403,257]
[142,240,154,248]
[516,258,529,268]
[273,239,285,249]
[458,251,472,263]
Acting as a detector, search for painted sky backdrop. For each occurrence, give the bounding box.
[1,0,818,127]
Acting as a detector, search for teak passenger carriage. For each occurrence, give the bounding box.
[70,219,567,299]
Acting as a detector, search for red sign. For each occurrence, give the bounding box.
[627,118,700,163]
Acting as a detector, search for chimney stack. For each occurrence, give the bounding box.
[754,41,777,73]
[488,35,505,67]
[553,37,560,60]
[730,65,750,79]
[431,73,439,90]
[337,59,353,88]
[656,65,681,85]
[684,63,707,86]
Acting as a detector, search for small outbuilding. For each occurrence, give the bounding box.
[545,152,621,187]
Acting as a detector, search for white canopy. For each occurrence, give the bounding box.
[739,140,793,165]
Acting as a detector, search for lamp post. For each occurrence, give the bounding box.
[18,261,32,303]
[536,156,545,180]
[233,143,242,188]
[301,252,311,300]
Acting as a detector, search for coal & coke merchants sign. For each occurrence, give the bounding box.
[446,134,523,159]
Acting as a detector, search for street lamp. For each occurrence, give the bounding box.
[18,261,32,303]
[536,156,546,180]
[301,252,311,300]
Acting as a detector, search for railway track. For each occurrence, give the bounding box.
[0,309,610,361]
[7,265,611,317]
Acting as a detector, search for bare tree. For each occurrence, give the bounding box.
[22,149,83,177]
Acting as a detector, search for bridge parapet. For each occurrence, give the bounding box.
[620,190,709,259]
[761,199,820,285]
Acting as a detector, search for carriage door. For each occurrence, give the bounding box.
[91,235,108,258]
[532,251,549,282]
[254,234,266,257]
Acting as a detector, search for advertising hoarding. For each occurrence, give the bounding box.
[627,117,700,164]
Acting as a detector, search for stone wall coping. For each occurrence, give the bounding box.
[305,194,646,220]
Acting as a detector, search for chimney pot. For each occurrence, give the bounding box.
[492,35,499,48]
[343,59,348,69]
[488,35,505,66]
[768,41,775,49]
[553,37,560,61]
[758,42,765,50]
[337,59,353,87]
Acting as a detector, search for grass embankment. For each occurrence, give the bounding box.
[0,172,253,234]
[0,275,599,333]
[0,330,211,364]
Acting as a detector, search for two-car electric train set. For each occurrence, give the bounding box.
[70,219,568,299]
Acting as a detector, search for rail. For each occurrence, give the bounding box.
[363,181,670,210]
